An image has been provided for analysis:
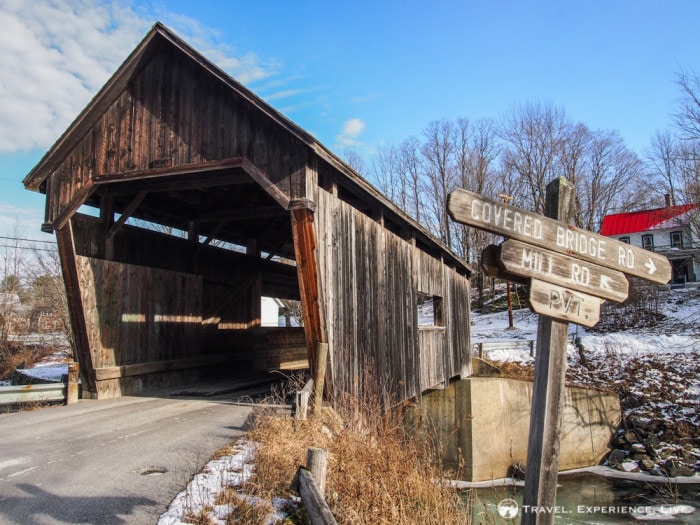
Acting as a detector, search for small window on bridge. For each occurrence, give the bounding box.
[417,293,444,327]
[261,297,303,327]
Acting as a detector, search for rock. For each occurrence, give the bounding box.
[623,395,642,408]
[607,449,626,466]
[619,461,640,473]
[663,459,695,478]
[640,459,656,471]
[612,435,627,447]
[658,448,674,460]
[624,431,640,444]
[646,434,660,448]
[631,443,646,453]
[629,416,651,430]
[632,453,651,462]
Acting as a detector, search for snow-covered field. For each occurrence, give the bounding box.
[473,286,700,479]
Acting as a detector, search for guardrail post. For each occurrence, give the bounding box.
[307,447,328,496]
[295,379,314,420]
[290,447,336,525]
[66,362,79,404]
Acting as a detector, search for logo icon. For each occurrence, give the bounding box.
[497,498,519,519]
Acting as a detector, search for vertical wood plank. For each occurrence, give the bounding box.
[291,207,327,384]
[522,177,576,525]
[56,220,96,393]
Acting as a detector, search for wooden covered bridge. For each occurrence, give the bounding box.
[23,23,472,402]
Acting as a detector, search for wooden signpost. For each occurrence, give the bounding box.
[528,279,602,328]
[446,188,671,285]
[447,179,672,525]
[499,240,629,304]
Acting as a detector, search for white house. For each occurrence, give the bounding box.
[600,202,699,286]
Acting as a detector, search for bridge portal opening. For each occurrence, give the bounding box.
[66,164,307,398]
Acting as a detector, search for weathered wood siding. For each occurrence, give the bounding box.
[43,42,310,225]
[316,188,471,402]
[69,214,305,398]
[77,256,202,369]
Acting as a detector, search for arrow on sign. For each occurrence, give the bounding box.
[498,240,629,303]
[645,258,657,276]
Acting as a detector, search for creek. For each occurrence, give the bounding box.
[468,473,700,524]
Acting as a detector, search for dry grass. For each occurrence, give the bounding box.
[0,341,62,380]
[213,488,278,524]
[243,375,470,525]
[490,360,535,382]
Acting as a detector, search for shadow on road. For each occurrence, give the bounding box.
[0,483,157,525]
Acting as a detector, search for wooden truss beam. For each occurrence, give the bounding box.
[291,207,327,384]
[50,181,96,232]
[55,220,96,393]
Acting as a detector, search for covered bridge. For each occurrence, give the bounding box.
[23,23,473,402]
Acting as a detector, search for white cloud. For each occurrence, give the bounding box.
[0,0,149,153]
[0,0,280,153]
[0,203,45,239]
[336,118,366,146]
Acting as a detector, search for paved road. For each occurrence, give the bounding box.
[0,393,254,524]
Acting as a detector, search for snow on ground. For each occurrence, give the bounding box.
[474,286,700,479]
[17,364,68,382]
[157,439,292,525]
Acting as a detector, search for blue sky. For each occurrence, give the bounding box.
[1,0,699,240]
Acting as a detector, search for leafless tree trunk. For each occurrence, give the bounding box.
[422,119,457,248]
[674,68,700,142]
[369,143,400,205]
[578,129,646,232]
[646,130,680,207]
[398,136,424,221]
[499,102,569,213]
[342,147,367,176]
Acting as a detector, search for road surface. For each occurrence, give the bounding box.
[0,393,254,524]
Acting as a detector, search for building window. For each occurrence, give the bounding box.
[641,234,654,251]
[670,231,684,249]
[619,237,630,244]
[417,293,444,327]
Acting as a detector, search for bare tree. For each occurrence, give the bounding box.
[421,119,457,248]
[499,102,569,213]
[453,118,500,263]
[559,122,591,226]
[674,68,700,142]
[398,136,424,221]
[369,142,400,204]
[646,130,681,207]
[671,69,700,210]
[342,147,367,175]
[30,243,72,349]
[578,129,646,232]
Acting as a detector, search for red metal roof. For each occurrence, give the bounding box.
[600,203,697,236]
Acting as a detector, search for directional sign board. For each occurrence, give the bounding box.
[528,279,603,328]
[447,189,672,284]
[499,240,629,303]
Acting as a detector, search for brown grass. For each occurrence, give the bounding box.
[491,360,535,382]
[243,376,470,524]
[0,342,62,380]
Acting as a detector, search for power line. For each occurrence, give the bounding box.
[0,244,57,252]
[0,235,56,245]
